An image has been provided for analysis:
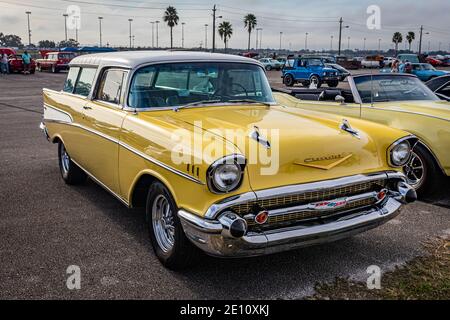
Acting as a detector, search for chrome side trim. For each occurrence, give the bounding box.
[46,121,205,185]
[70,158,130,207]
[361,105,450,123]
[118,141,205,185]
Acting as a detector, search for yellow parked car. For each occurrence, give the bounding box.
[41,52,416,269]
[275,73,450,196]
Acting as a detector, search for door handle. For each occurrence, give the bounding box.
[83,106,92,110]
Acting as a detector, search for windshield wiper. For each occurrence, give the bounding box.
[228,99,273,107]
[173,100,222,112]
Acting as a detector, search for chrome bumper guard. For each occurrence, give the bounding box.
[39,122,50,141]
[178,172,416,257]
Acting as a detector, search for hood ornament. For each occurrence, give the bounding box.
[340,119,360,139]
[249,126,271,149]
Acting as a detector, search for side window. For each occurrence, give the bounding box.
[73,68,97,97]
[97,69,126,105]
[63,67,80,93]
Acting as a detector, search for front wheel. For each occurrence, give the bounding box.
[58,142,87,185]
[283,74,295,87]
[403,144,443,197]
[146,182,200,270]
[266,65,272,71]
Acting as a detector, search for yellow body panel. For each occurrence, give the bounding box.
[274,93,450,176]
[44,88,410,218]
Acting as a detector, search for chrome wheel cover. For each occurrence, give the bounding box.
[403,151,426,190]
[60,144,70,174]
[152,194,175,253]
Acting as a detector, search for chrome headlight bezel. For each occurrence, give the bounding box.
[388,137,416,167]
[207,155,246,194]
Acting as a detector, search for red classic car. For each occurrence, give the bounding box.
[0,48,36,74]
[426,56,443,67]
[36,52,76,73]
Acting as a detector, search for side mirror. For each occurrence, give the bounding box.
[335,95,346,105]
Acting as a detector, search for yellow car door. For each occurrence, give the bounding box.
[80,68,128,196]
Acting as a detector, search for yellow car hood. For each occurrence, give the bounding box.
[170,104,405,191]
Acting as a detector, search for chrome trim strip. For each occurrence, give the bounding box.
[46,121,204,185]
[361,105,450,123]
[347,76,363,105]
[178,210,222,234]
[71,158,130,207]
[118,141,205,185]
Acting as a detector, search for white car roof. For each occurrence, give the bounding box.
[69,50,262,69]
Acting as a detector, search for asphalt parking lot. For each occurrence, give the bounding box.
[0,71,449,299]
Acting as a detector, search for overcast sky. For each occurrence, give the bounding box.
[1,0,449,51]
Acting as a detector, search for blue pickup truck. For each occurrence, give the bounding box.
[282,57,340,88]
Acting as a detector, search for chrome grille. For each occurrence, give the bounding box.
[246,197,377,228]
[231,179,386,215]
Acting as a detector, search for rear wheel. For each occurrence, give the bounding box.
[284,74,295,87]
[58,142,87,185]
[146,182,200,270]
[403,144,443,197]
[327,80,339,88]
[52,65,58,73]
[266,65,272,71]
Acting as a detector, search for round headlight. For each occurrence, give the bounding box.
[210,163,242,193]
[390,141,411,166]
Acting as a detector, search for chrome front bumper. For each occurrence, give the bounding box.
[178,172,415,257]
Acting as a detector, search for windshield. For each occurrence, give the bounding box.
[422,64,435,71]
[354,75,439,103]
[128,62,275,109]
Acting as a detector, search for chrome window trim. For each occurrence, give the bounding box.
[91,67,131,108]
[347,75,363,105]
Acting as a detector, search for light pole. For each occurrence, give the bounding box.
[378,38,382,52]
[128,19,133,49]
[155,21,160,48]
[259,28,263,51]
[74,15,79,43]
[256,28,260,50]
[347,36,351,50]
[330,35,334,51]
[337,17,349,55]
[63,14,68,42]
[181,22,185,48]
[205,24,209,50]
[150,22,155,48]
[98,17,103,47]
[25,11,32,46]
[279,32,283,50]
[211,5,222,52]
[305,32,309,51]
[363,37,367,50]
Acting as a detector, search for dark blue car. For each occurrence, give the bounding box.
[282,57,340,88]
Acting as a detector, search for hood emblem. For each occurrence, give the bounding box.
[249,126,271,149]
[340,119,360,139]
[295,153,353,170]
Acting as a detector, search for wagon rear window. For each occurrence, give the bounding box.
[63,67,80,93]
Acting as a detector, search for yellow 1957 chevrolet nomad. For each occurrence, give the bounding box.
[40,51,416,269]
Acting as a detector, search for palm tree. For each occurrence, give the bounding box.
[392,32,403,54]
[406,31,415,51]
[218,21,233,52]
[163,6,179,49]
[244,14,257,51]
